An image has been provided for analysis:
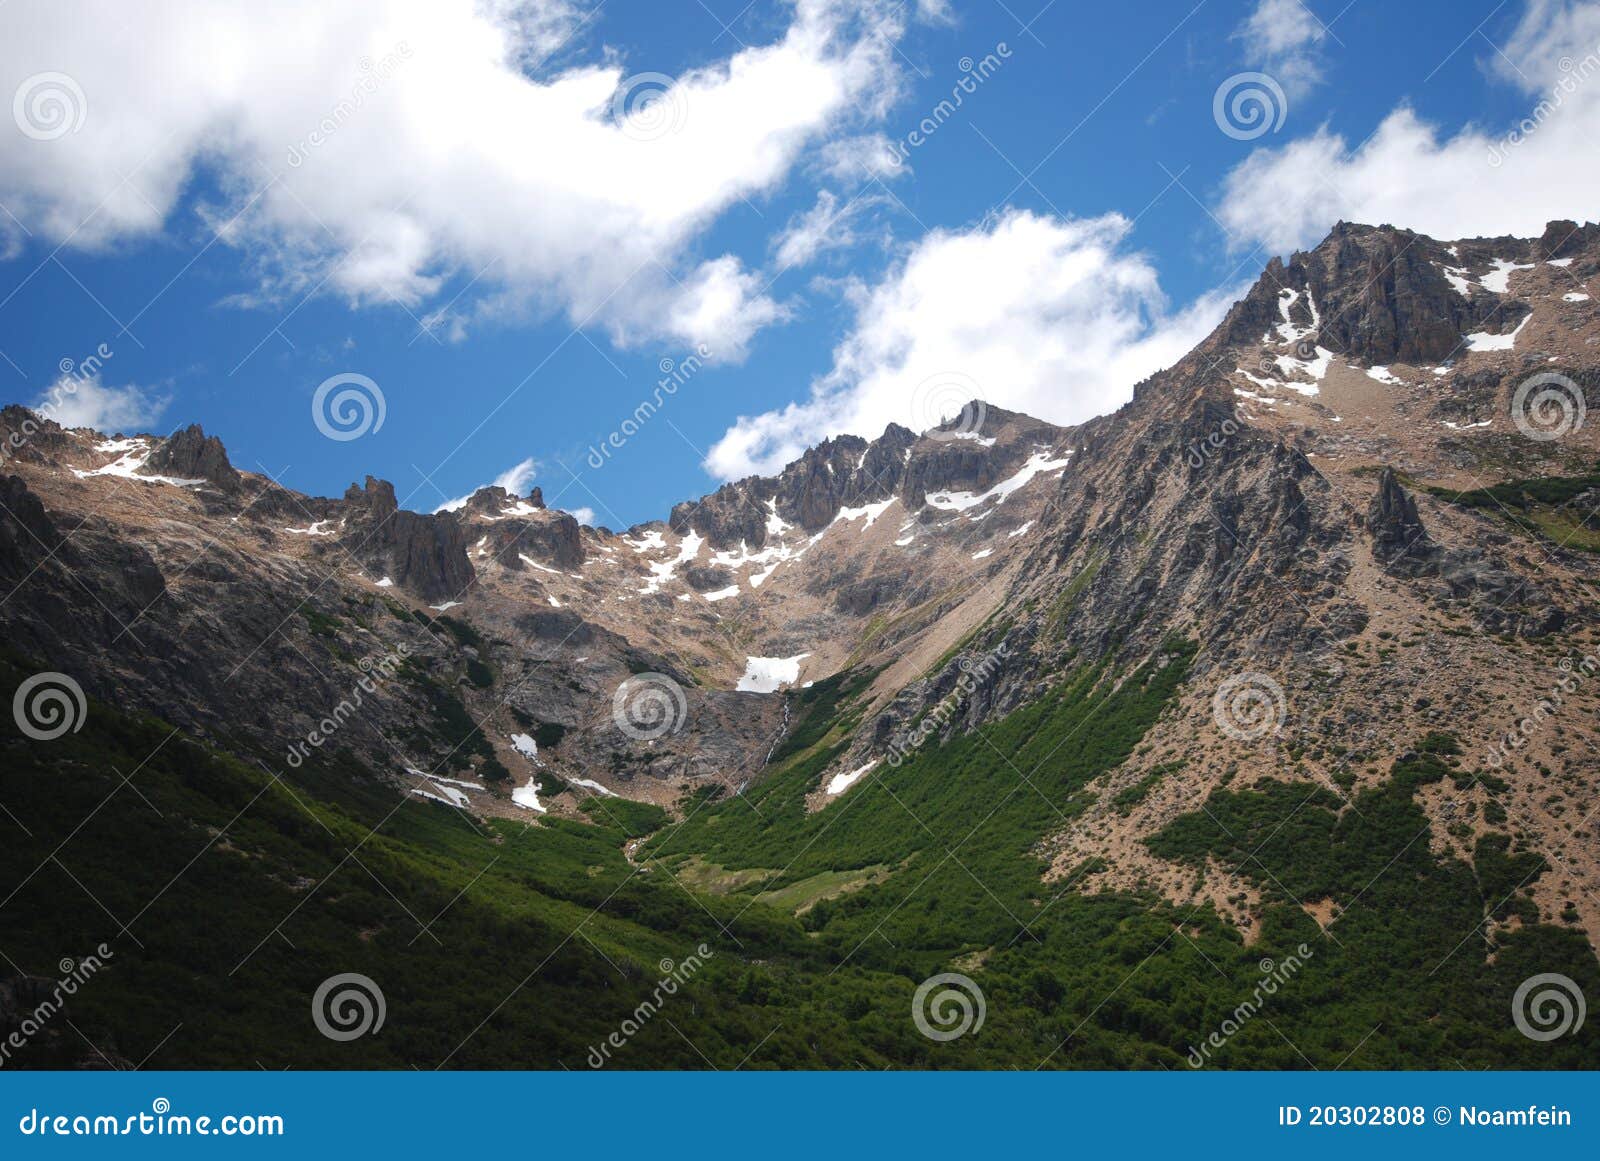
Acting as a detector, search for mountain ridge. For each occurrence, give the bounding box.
[2,217,1597,957]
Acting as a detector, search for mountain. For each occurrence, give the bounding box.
[1,221,1597,1069]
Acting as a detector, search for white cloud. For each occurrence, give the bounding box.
[434,455,538,512]
[706,209,1235,479]
[656,256,789,360]
[772,189,885,269]
[1235,0,1327,96]
[1216,0,1600,256]
[32,376,170,432]
[1504,0,1600,75]
[478,0,586,69]
[813,133,906,183]
[0,0,913,360]
[433,455,593,526]
[490,456,538,497]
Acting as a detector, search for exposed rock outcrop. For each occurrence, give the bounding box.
[667,413,1051,547]
[457,486,584,570]
[0,474,62,578]
[143,424,242,491]
[1218,222,1526,367]
[339,476,475,602]
[1367,467,1436,576]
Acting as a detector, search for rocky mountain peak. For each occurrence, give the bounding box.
[458,489,583,572]
[461,484,545,516]
[1222,225,1465,365]
[337,475,473,601]
[1537,219,1600,261]
[144,423,241,491]
[344,474,399,517]
[462,486,511,516]
[670,409,1068,549]
[0,405,77,464]
[1212,218,1600,375]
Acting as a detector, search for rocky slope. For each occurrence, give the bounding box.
[1,219,1596,953]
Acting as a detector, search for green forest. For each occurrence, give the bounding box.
[1,642,1594,1070]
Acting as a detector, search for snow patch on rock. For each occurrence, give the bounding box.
[511,778,546,812]
[925,449,1070,513]
[737,654,810,693]
[1465,314,1530,352]
[72,447,205,488]
[833,498,897,528]
[827,761,877,796]
[1480,258,1534,294]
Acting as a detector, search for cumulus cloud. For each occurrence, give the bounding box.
[434,455,538,512]
[0,0,914,359]
[1234,0,1328,96]
[1216,0,1600,256]
[32,376,170,432]
[706,209,1235,479]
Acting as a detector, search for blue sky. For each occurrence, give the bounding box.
[1,0,1592,528]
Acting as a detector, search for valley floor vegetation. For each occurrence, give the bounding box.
[1,643,1593,1069]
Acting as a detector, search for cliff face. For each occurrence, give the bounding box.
[458,487,585,572]
[143,424,242,492]
[336,476,476,603]
[1217,222,1526,365]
